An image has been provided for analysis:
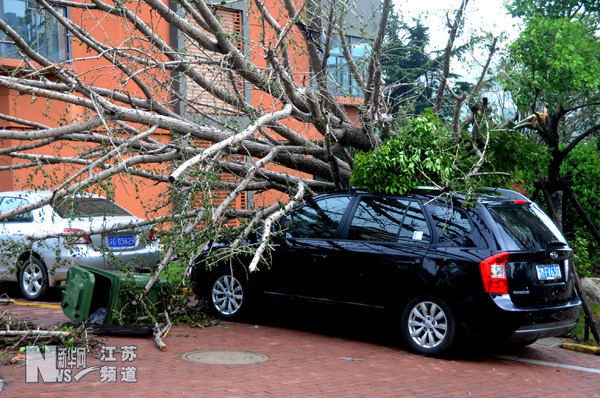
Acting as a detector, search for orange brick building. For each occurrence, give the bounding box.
[0,0,375,217]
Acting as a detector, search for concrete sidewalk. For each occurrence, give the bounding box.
[1,297,599,397]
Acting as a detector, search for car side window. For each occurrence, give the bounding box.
[348,197,408,242]
[398,201,431,244]
[0,197,34,222]
[282,196,351,239]
[431,204,473,242]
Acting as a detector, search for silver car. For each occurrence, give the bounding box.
[0,191,161,300]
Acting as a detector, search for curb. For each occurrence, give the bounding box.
[561,343,600,355]
[11,302,62,309]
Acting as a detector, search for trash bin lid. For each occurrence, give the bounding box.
[61,266,96,322]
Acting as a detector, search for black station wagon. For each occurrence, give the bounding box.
[189,188,582,356]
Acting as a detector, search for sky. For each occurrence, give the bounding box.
[396,0,522,50]
[393,0,523,82]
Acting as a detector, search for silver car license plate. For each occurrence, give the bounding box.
[108,236,135,248]
[536,264,561,281]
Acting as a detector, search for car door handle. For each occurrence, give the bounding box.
[395,259,420,269]
[310,254,328,261]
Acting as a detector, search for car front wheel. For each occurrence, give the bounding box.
[206,268,247,320]
[19,258,49,300]
[401,296,457,356]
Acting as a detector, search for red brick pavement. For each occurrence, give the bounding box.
[1,297,599,398]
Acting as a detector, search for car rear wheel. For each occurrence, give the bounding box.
[401,296,457,356]
[19,258,49,300]
[206,268,247,320]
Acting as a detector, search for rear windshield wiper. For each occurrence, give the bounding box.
[547,240,567,248]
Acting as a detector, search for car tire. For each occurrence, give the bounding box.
[205,267,248,320]
[401,295,457,356]
[19,258,49,300]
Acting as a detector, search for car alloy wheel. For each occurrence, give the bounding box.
[408,300,448,348]
[19,258,49,300]
[210,272,244,318]
[401,296,457,356]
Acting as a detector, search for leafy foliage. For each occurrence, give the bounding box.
[561,141,600,276]
[500,4,600,184]
[570,235,594,277]
[503,16,600,112]
[351,109,551,196]
[350,112,458,194]
[571,302,600,346]
[507,0,600,20]
[484,130,550,189]
[381,12,436,115]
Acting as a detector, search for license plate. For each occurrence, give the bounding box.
[108,236,135,248]
[536,264,561,281]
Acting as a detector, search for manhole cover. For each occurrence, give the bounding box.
[181,350,269,365]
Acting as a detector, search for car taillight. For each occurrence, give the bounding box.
[148,228,158,242]
[480,252,509,294]
[63,228,92,245]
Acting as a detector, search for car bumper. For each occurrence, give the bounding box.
[460,294,582,343]
[44,244,162,287]
[507,319,578,342]
[491,294,582,342]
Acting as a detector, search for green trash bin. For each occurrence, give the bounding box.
[61,265,170,325]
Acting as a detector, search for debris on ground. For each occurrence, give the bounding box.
[153,311,172,351]
[0,310,101,364]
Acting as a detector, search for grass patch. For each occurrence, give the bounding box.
[571,302,600,346]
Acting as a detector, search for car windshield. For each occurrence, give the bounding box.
[487,203,567,251]
[54,198,132,218]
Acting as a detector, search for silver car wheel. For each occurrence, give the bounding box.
[19,258,48,300]
[211,274,244,316]
[407,300,448,349]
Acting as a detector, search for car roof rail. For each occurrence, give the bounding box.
[479,187,530,202]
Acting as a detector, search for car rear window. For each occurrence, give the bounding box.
[486,203,567,251]
[54,198,132,218]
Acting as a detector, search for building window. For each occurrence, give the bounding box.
[326,36,370,97]
[0,0,70,62]
[185,8,243,114]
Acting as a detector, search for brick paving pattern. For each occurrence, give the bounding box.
[1,296,599,397]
